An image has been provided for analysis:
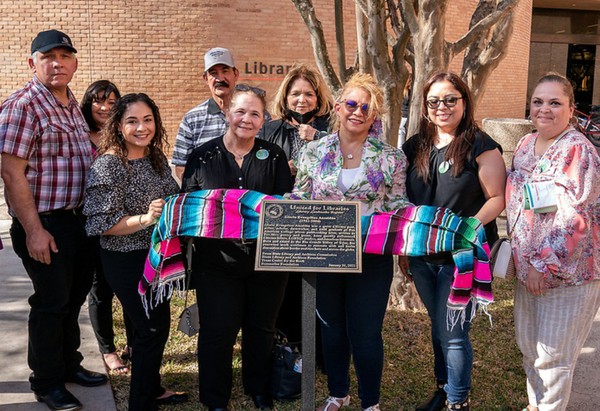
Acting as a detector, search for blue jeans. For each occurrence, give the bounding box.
[316,254,393,409]
[409,257,473,404]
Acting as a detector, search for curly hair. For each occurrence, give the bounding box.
[270,63,333,120]
[329,72,385,132]
[98,93,170,174]
[80,80,121,132]
[413,71,481,182]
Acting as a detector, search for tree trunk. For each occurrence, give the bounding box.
[334,0,348,84]
[403,0,451,138]
[388,256,424,310]
[462,0,519,107]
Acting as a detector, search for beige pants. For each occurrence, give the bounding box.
[514,280,600,411]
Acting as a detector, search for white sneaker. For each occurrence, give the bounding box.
[363,404,380,411]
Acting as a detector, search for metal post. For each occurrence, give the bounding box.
[301,272,317,411]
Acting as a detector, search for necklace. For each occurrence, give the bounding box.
[232,151,249,160]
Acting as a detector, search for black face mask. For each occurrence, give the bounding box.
[286,107,319,124]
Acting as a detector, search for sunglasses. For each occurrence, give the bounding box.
[426,96,463,109]
[342,99,369,113]
[235,84,266,97]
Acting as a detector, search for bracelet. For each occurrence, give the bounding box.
[138,214,146,229]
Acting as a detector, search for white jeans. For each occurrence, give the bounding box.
[514,280,600,411]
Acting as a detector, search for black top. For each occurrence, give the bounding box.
[181,136,292,275]
[258,115,329,162]
[402,131,502,250]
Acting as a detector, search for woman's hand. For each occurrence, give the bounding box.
[298,124,318,141]
[288,159,298,176]
[140,198,166,227]
[525,265,546,296]
[397,256,412,282]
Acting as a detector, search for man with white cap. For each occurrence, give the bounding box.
[172,47,239,179]
[0,29,107,411]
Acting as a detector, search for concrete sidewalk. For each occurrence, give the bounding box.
[0,219,117,411]
[1,210,599,410]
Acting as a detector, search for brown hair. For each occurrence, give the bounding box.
[413,71,480,182]
[98,93,170,174]
[271,63,333,120]
[534,72,578,127]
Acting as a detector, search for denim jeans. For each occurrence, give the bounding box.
[316,254,393,409]
[409,257,473,404]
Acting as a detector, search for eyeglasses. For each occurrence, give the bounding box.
[342,100,369,113]
[426,96,463,109]
[235,84,266,97]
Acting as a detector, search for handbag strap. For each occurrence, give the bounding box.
[182,237,195,309]
[507,207,521,239]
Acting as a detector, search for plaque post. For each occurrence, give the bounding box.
[301,272,316,411]
[255,200,361,410]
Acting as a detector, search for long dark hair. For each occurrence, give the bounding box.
[98,93,169,174]
[80,80,121,132]
[414,72,480,182]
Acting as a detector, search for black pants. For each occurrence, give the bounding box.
[194,266,288,408]
[87,236,134,354]
[101,248,170,411]
[10,212,94,393]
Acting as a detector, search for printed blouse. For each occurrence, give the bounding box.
[289,133,410,213]
[84,154,179,252]
[505,129,600,288]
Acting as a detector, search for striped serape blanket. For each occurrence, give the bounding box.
[140,189,493,327]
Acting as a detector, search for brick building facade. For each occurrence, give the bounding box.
[0,0,532,152]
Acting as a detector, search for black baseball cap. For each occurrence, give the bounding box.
[31,30,77,54]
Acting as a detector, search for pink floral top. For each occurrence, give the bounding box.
[506,129,600,288]
[289,133,410,213]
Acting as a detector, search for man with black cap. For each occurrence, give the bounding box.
[0,29,107,411]
[172,46,239,179]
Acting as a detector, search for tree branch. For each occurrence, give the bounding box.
[398,0,419,35]
[290,0,342,91]
[450,0,519,56]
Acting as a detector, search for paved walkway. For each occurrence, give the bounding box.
[0,216,117,410]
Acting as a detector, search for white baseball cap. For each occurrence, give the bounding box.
[204,47,235,72]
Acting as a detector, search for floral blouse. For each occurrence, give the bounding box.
[506,129,600,288]
[289,133,410,213]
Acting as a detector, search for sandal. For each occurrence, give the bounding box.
[103,352,129,374]
[316,395,350,411]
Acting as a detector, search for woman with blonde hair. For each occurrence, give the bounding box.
[290,72,410,411]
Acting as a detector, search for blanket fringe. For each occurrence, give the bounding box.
[142,277,186,318]
[446,296,493,331]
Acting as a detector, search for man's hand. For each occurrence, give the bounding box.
[26,226,58,265]
[1,153,56,264]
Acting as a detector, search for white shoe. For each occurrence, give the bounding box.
[364,404,380,411]
[316,395,351,411]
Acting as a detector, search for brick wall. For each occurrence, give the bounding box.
[0,0,532,153]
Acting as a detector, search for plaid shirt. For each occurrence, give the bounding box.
[171,98,228,166]
[0,76,92,215]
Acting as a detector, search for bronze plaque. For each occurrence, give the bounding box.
[255,200,361,273]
